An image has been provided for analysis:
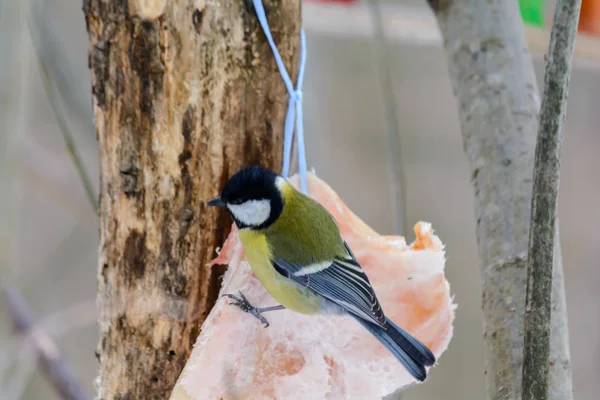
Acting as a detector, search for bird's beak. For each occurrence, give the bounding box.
[207,196,226,207]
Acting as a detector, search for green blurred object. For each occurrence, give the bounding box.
[518,0,545,27]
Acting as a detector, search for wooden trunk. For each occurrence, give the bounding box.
[83,1,300,398]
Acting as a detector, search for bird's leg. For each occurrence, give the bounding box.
[221,292,285,328]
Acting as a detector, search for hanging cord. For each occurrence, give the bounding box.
[253,0,308,194]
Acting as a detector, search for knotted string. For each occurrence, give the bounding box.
[253,0,308,194]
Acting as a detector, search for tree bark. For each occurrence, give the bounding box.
[427,0,572,399]
[83,1,300,399]
[522,1,580,398]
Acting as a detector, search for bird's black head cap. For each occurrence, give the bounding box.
[218,165,284,229]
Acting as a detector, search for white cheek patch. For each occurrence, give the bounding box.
[227,199,271,227]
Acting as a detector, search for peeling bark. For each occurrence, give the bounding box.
[427,0,573,399]
[83,1,301,398]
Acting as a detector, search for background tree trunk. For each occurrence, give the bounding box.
[83,1,300,398]
[427,0,572,399]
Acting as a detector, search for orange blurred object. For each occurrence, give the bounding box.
[170,172,455,400]
[579,0,600,35]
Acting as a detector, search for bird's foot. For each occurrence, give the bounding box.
[222,292,271,328]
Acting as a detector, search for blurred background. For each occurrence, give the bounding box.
[1,0,599,399]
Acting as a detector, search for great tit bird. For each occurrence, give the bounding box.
[207,165,436,382]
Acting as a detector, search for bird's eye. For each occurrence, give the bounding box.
[231,199,243,205]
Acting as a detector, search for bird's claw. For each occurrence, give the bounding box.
[222,292,270,328]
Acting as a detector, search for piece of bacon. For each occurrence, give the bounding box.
[170,172,455,400]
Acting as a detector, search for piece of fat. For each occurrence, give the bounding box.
[170,172,456,400]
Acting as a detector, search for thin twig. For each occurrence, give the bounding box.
[25,17,99,215]
[522,1,581,399]
[365,0,408,236]
[2,285,91,400]
[2,339,38,400]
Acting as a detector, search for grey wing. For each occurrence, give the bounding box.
[272,241,386,327]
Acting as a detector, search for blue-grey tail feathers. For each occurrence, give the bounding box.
[354,316,436,382]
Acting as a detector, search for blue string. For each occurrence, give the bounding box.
[253,0,308,194]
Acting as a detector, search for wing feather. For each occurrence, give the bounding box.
[272,241,386,327]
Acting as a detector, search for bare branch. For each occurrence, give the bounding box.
[427,0,573,398]
[522,1,581,399]
[2,285,90,400]
[365,0,408,236]
[26,18,99,215]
